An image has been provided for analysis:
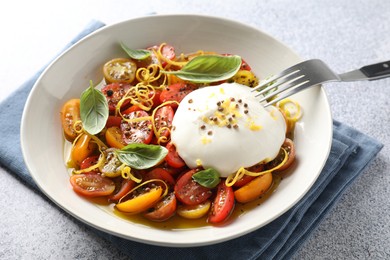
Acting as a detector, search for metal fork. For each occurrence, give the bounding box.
[253,59,390,107]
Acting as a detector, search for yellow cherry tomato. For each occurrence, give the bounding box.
[103,58,137,84]
[234,172,273,203]
[116,186,163,214]
[177,200,211,219]
[105,126,126,149]
[231,70,259,88]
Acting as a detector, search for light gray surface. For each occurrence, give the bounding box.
[1,0,389,259]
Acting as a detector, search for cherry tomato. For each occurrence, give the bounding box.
[148,44,176,68]
[143,192,177,222]
[240,58,252,71]
[234,172,273,203]
[116,186,163,214]
[208,182,235,224]
[159,83,198,108]
[120,110,153,144]
[233,164,264,187]
[122,104,142,115]
[105,115,122,128]
[143,168,175,188]
[105,126,126,149]
[70,173,115,198]
[109,178,136,203]
[165,142,186,168]
[154,105,174,140]
[174,169,213,206]
[99,148,122,178]
[80,155,100,174]
[71,133,96,167]
[266,138,296,172]
[101,83,131,113]
[177,200,211,219]
[60,99,81,142]
[103,58,137,84]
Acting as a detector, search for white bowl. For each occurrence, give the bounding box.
[21,14,332,247]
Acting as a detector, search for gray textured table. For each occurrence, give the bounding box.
[1,0,389,259]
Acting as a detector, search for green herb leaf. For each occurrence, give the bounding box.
[192,168,221,188]
[80,81,109,135]
[120,42,151,60]
[162,55,242,83]
[115,143,168,170]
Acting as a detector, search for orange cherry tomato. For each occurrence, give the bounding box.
[60,99,81,142]
[103,58,137,84]
[143,192,177,222]
[70,173,115,198]
[71,133,96,167]
[234,172,273,203]
[116,186,163,214]
[105,126,126,149]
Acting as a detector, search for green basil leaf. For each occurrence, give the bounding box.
[115,143,168,170]
[120,42,151,60]
[162,55,241,83]
[192,168,221,188]
[80,81,109,135]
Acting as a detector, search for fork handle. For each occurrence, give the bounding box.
[360,60,390,80]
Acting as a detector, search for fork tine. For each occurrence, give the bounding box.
[261,79,311,107]
[254,72,305,98]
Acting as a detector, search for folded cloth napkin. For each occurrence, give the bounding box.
[0,20,384,260]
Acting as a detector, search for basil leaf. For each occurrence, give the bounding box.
[120,42,151,60]
[80,81,109,135]
[192,168,221,188]
[163,55,242,83]
[115,143,168,170]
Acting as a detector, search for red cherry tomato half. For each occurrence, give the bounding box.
[79,155,100,175]
[174,169,213,206]
[101,83,131,113]
[266,138,296,172]
[148,44,176,68]
[159,83,198,108]
[143,192,177,222]
[154,105,174,140]
[120,110,153,144]
[109,179,136,203]
[70,173,115,198]
[208,182,235,224]
[105,115,122,128]
[165,142,186,168]
[143,168,176,188]
[233,164,264,187]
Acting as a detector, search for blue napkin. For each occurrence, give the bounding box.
[0,20,383,260]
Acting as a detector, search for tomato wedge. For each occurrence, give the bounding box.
[101,83,132,113]
[105,126,126,149]
[116,186,163,214]
[120,110,153,144]
[174,169,213,206]
[79,155,100,174]
[159,83,198,108]
[154,105,174,140]
[165,142,186,168]
[70,133,96,167]
[208,182,235,224]
[148,44,176,68]
[70,173,115,198]
[60,99,81,142]
[143,192,177,222]
[234,172,273,203]
[266,138,296,172]
[103,58,137,84]
[109,178,136,203]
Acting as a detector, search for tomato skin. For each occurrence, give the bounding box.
[234,172,273,203]
[143,168,175,188]
[101,83,131,113]
[109,179,136,203]
[143,192,177,222]
[233,164,264,187]
[267,138,296,172]
[105,126,126,149]
[79,155,100,174]
[120,110,153,144]
[159,83,198,108]
[60,99,81,142]
[174,169,213,206]
[70,173,115,198]
[71,134,96,167]
[116,186,163,214]
[165,142,186,168]
[154,105,174,140]
[105,116,122,128]
[208,182,235,224]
